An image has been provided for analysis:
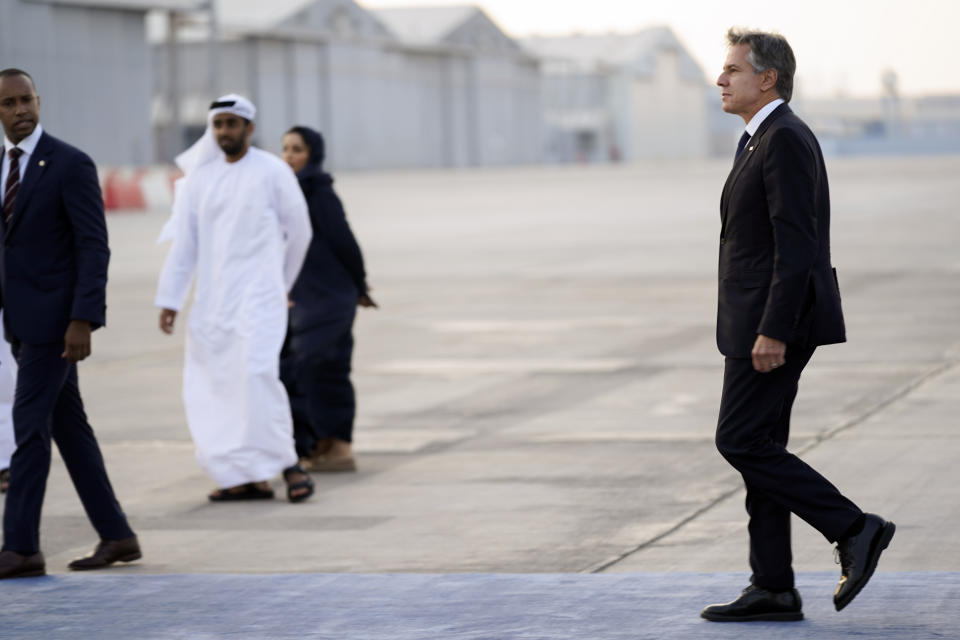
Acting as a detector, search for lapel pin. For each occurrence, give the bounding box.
[748,146,754,152]
[38,160,46,167]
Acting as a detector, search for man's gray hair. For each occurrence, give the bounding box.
[727,28,796,102]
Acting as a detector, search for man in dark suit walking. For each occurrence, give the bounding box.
[700,31,894,621]
[0,68,140,579]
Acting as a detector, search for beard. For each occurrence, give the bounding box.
[217,136,246,156]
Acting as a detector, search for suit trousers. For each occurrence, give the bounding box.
[715,347,862,591]
[2,341,133,554]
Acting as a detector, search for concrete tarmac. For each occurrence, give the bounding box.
[1,155,958,637]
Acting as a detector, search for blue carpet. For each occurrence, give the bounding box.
[0,572,955,639]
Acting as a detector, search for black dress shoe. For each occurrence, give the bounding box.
[0,550,46,579]
[834,513,895,611]
[701,585,803,622]
[68,536,142,571]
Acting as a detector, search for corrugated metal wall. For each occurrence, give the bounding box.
[2,1,542,168]
[157,36,543,170]
[1,1,155,164]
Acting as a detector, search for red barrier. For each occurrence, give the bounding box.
[98,166,180,212]
[102,170,147,210]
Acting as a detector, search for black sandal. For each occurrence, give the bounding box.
[208,483,275,502]
[283,464,314,503]
[0,468,8,493]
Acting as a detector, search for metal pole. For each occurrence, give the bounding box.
[207,0,219,96]
[167,10,181,161]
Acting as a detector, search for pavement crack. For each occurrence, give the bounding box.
[586,357,959,574]
[794,358,958,457]
[581,484,742,574]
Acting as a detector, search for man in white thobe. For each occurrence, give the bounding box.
[155,95,314,502]
[0,313,16,493]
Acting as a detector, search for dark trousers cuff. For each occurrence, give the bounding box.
[751,570,795,592]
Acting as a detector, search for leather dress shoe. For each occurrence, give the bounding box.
[834,513,895,611]
[701,585,803,622]
[68,536,142,571]
[0,550,46,579]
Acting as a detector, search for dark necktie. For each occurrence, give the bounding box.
[3,147,23,226]
[734,131,750,161]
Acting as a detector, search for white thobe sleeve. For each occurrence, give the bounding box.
[155,177,199,311]
[0,311,16,469]
[275,166,312,292]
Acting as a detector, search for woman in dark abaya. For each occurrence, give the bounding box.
[281,126,376,472]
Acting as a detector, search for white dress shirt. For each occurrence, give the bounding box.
[1,124,43,208]
[744,98,785,139]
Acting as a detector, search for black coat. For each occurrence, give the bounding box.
[287,170,367,349]
[717,104,845,357]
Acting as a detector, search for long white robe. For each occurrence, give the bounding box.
[155,148,311,487]
[0,312,16,470]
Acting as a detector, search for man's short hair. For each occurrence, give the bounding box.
[726,28,795,102]
[0,68,36,90]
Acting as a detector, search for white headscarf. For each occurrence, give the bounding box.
[158,94,257,243]
[174,94,257,174]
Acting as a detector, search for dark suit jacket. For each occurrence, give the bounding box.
[717,103,845,358]
[0,131,109,344]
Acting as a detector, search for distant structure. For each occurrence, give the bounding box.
[5,1,958,168]
[0,0,196,165]
[797,71,960,156]
[522,27,714,162]
[150,0,542,169]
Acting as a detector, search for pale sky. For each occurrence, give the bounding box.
[365,0,960,99]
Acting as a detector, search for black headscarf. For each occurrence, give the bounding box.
[286,125,330,183]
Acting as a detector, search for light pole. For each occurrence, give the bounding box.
[167,9,181,162]
[206,0,219,96]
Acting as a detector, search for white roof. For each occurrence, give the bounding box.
[212,0,316,30]
[33,0,202,9]
[150,0,393,42]
[371,6,478,45]
[522,26,704,80]
[152,1,521,54]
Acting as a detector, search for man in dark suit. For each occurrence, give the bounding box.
[0,68,140,579]
[700,31,894,621]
